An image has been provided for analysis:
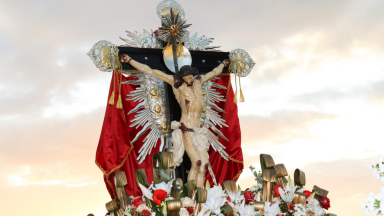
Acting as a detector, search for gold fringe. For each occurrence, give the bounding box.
[109,91,115,105]
[233,169,243,181]
[233,90,238,104]
[240,90,245,102]
[95,143,134,198]
[116,94,123,109]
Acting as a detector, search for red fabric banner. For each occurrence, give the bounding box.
[205,75,244,185]
[96,72,243,198]
[96,72,160,198]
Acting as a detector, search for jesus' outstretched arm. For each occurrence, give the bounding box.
[119,54,174,85]
[200,59,230,83]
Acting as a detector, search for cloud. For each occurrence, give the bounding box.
[239,110,338,147]
[0,0,384,216]
[290,78,384,108]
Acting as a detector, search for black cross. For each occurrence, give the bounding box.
[119,46,229,182]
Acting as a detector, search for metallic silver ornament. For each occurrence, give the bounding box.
[163,44,192,73]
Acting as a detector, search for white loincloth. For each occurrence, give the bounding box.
[169,121,209,167]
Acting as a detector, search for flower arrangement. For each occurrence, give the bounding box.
[361,154,384,215]
[104,153,335,216]
[117,169,332,216]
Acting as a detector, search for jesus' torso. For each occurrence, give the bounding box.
[172,76,204,128]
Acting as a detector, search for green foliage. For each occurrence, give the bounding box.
[206,179,210,189]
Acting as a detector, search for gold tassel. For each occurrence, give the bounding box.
[233,90,238,104]
[240,90,245,102]
[116,94,123,109]
[109,91,115,105]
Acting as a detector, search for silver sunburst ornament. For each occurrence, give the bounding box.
[87,40,118,72]
[158,9,191,44]
[119,29,162,48]
[184,32,221,51]
[157,0,185,20]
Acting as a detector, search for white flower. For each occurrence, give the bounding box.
[361,202,369,215]
[372,209,380,216]
[264,202,280,216]
[373,170,380,180]
[179,208,190,216]
[279,183,295,203]
[292,204,305,216]
[306,199,325,216]
[136,204,151,213]
[379,162,384,173]
[226,190,244,204]
[181,197,195,207]
[139,183,153,200]
[365,192,375,211]
[197,205,208,216]
[152,180,174,195]
[249,184,262,193]
[368,164,373,170]
[232,200,256,216]
[202,196,225,215]
[207,185,225,199]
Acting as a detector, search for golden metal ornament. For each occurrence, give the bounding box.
[150,88,160,100]
[170,25,179,36]
[153,104,164,118]
[222,180,238,194]
[294,168,306,187]
[292,192,307,206]
[161,122,169,134]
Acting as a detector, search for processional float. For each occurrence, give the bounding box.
[88,1,335,216]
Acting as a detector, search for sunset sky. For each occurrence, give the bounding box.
[1,0,384,215]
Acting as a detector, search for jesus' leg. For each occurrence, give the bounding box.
[182,132,201,182]
[196,150,209,187]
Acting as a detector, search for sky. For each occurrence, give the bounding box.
[1,0,384,215]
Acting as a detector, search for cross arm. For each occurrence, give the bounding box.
[120,54,174,85]
[201,59,230,83]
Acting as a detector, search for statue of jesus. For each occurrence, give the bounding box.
[120,54,230,187]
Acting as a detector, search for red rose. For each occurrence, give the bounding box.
[303,190,311,199]
[277,214,284,216]
[154,189,167,200]
[132,196,144,209]
[152,189,167,205]
[186,206,194,215]
[152,196,161,205]
[243,191,255,204]
[288,203,295,212]
[319,196,331,210]
[273,185,283,197]
[141,210,151,216]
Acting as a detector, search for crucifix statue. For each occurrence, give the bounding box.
[89,0,255,195]
[119,52,230,187]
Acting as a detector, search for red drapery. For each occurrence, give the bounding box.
[205,75,244,185]
[96,73,243,198]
